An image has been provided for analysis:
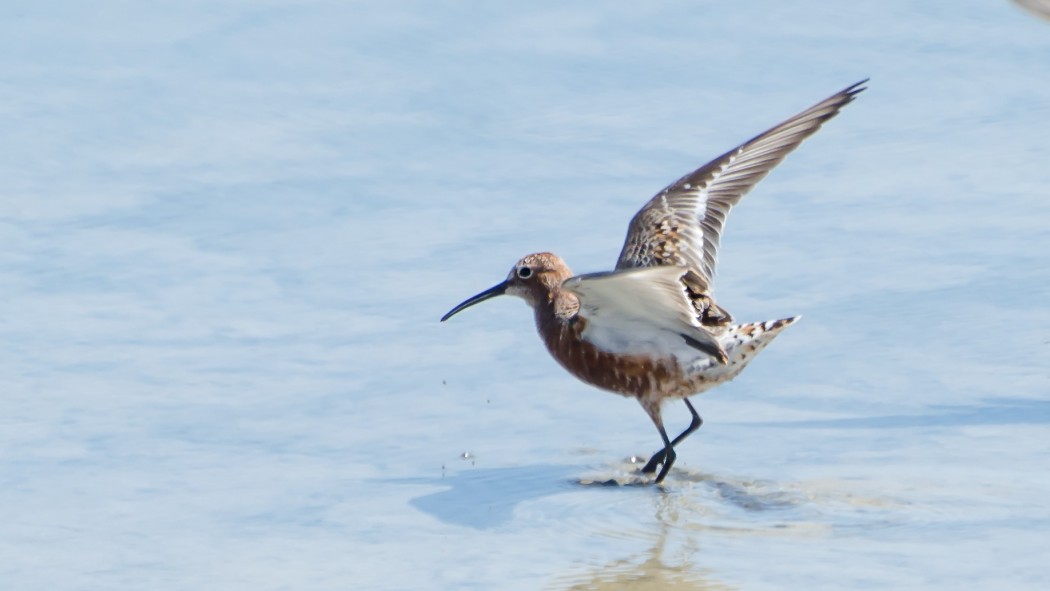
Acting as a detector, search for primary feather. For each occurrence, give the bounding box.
[616,80,868,296]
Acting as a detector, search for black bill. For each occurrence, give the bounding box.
[440,281,509,322]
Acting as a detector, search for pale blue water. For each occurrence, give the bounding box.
[2,1,1049,589]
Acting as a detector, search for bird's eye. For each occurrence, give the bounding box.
[517,266,533,279]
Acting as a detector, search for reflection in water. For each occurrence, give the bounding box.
[404,459,906,589]
[554,464,905,589]
[404,459,907,590]
[552,495,735,591]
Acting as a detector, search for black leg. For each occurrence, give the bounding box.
[640,399,703,475]
[653,421,676,484]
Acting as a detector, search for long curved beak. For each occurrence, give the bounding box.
[440,281,508,322]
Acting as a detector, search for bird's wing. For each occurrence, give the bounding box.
[615,80,867,294]
[562,267,726,363]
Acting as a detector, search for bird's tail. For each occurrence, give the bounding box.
[686,316,799,379]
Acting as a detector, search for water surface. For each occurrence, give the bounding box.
[2,1,1049,589]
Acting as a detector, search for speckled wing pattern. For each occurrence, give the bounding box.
[615,81,867,299]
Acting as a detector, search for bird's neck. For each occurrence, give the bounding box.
[533,288,585,374]
[533,288,579,329]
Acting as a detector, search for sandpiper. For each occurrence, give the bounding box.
[442,80,866,484]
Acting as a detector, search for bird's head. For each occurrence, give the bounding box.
[440,252,573,321]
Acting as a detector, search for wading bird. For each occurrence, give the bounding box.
[441,81,866,483]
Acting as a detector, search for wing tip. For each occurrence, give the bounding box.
[846,78,870,92]
[790,79,868,134]
[840,78,870,104]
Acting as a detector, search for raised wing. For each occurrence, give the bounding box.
[616,80,867,294]
[562,267,727,363]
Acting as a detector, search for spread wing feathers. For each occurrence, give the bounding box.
[616,80,867,294]
[562,267,728,363]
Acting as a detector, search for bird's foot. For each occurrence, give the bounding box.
[638,450,668,475]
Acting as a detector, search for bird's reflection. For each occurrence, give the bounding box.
[552,463,887,590]
[551,493,735,591]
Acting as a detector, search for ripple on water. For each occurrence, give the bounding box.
[571,459,915,537]
[405,456,926,542]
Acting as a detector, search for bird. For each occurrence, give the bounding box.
[1014,0,1050,22]
[441,80,866,484]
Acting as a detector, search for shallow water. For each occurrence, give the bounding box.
[3,1,1049,589]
